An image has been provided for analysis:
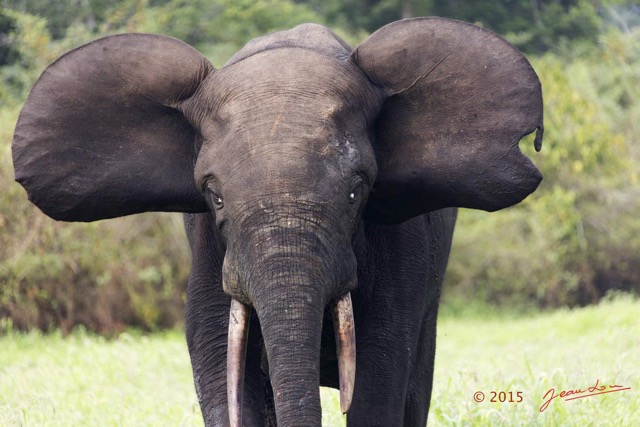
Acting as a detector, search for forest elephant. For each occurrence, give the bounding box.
[12,17,543,427]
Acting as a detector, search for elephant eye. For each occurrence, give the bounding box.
[348,180,364,204]
[204,178,224,209]
[209,191,224,209]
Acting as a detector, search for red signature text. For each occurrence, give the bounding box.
[539,379,631,412]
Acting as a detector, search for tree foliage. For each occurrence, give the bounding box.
[138,0,321,64]
[0,9,20,65]
[5,0,115,39]
[6,0,632,54]
[298,0,618,53]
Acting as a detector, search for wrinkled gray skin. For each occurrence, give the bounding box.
[12,18,544,427]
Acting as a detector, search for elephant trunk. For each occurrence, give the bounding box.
[227,294,356,426]
[224,206,357,426]
[226,256,356,426]
[254,280,325,426]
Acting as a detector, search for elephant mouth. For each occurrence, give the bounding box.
[226,293,356,426]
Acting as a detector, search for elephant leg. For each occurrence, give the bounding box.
[347,301,440,427]
[346,305,414,426]
[184,213,267,426]
[403,295,440,426]
[403,211,455,426]
[347,213,454,427]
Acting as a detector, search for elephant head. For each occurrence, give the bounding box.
[12,18,543,426]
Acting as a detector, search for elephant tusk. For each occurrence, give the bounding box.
[332,292,356,414]
[227,299,250,427]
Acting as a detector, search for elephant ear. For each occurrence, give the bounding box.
[352,17,544,224]
[12,33,214,222]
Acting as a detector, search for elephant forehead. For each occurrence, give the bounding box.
[192,48,380,195]
[203,50,379,160]
[214,140,355,193]
[213,48,376,115]
[193,103,376,195]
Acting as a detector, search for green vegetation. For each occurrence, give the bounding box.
[0,327,343,426]
[1,1,639,331]
[1,296,637,426]
[430,294,640,426]
[301,0,618,54]
[0,330,203,426]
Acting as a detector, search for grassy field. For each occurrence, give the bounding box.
[0,295,638,426]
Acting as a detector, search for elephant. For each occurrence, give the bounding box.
[12,17,543,427]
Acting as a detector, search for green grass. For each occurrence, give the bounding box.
[1,295,638,426]
[430,294,639,426]
[0,330,203,426]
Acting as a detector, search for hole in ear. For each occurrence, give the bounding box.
[520,130,539,159]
